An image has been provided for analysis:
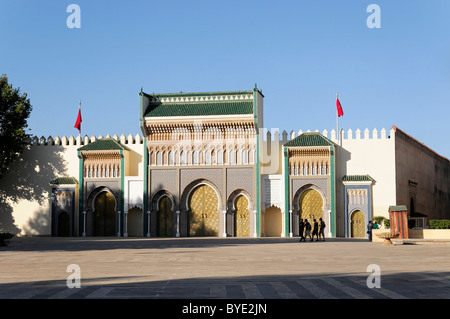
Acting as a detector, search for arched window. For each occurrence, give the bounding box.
[168,151,174,166]
[193,150,199,165]
[155,151,162,166]
[229,149,236,165]
[180,151,186,165]
[242,149,249,165]
[217,149,223,165]
[205,150,212,165]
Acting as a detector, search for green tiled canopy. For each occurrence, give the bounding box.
[142,90,255,118]
[144,101,253,117]
[341,175,374,182]
[50,177,78,185]
[78,138,130,151]
[283,132,334,147]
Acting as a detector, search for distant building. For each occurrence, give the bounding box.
[1,87,448,238]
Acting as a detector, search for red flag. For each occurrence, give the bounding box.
[74,105,82,134]
[336,97,344,117]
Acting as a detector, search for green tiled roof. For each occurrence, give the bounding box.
[283,132,334,147]
[50,177,78,185]
[342,175,374,182]
[78,138,130,151]
[389,205,408,212]
[144,101,253,117]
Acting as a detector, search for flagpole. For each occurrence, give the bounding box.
[79,99,82,138]
[336,93,339,145]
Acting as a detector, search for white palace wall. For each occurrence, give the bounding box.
[333,128,397,220]
[0,134,143,236]
[1,128,418,237]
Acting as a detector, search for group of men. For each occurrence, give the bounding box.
[299,218,326,242]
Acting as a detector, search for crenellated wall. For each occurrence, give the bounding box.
[0,134,144,236]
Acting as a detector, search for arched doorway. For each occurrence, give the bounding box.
[264,206,282,237]
[351,210,365,238]
[158,196,173,237]
[127,207,143,237]
[57,211,70,237]
[299,189,323,222]
[234,195,249,237]
[94,191,116,236]
[188,184,219,236]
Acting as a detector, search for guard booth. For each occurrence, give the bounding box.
[389,205,409,239]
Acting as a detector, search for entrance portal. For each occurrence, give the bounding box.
[299,189,323,222]
[188,185,219,236]
[351,210,365,238]
[234,195,249,237]
[158,196,173,237]
[57,211,70,237]
[94,191,116,236]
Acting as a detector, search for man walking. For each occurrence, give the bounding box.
[312,219,319,241]
[299,218,305,242]
[304,219,312,241]
[318,218,326,241]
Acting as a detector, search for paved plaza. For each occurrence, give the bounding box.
[0,236,449,301]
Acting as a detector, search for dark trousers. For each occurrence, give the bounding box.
[299,228,305,241]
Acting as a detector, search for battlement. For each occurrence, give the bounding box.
[262,128,395,143]
[28,134,144,146]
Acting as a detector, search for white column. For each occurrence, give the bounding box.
[281,211,286,237]
[117,211,121,237]
[253,210,258,237]
[328,209,332,237]
[176,210,180,237]
[124,211,128,237]
[222,210,227,237]
[147,211,151,238]
[82,211,86,237]
[261,210,265,237]
[289,209,293,237]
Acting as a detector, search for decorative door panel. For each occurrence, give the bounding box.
[235,195,249,237]
[189,185,219,236]
[351,210,365,238]
[299,189,323,222]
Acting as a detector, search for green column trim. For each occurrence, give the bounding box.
[253,88,260,237]
[120,150,125,237]
[77,151,83,236]
[143,138,148,237]
[284,147,290,236]
[330,146,336,237]
[139,91,149,237]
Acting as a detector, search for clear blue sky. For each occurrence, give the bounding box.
[1,0,449,158]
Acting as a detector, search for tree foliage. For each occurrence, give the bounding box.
[0,74,33,178]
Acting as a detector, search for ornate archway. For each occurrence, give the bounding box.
[57,211,70,237]
[93,191,116,236]
[351,210,365,238]
[188,184,219,237]
[298,189,324,222]
[158,196,173,237]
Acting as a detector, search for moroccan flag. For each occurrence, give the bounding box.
[74,105,82,134]
[336,97,344,117]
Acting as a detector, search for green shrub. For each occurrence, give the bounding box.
[429,220,450,229]
[373,216,389,228]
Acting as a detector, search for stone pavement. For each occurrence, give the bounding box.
[0,236,449,300]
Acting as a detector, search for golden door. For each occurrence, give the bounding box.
[189,185,219,236]
[94,191,116,236]
[158,196,173,237]
[235,195,249,237]
[299,189,323,222]
[351,210,365,238]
